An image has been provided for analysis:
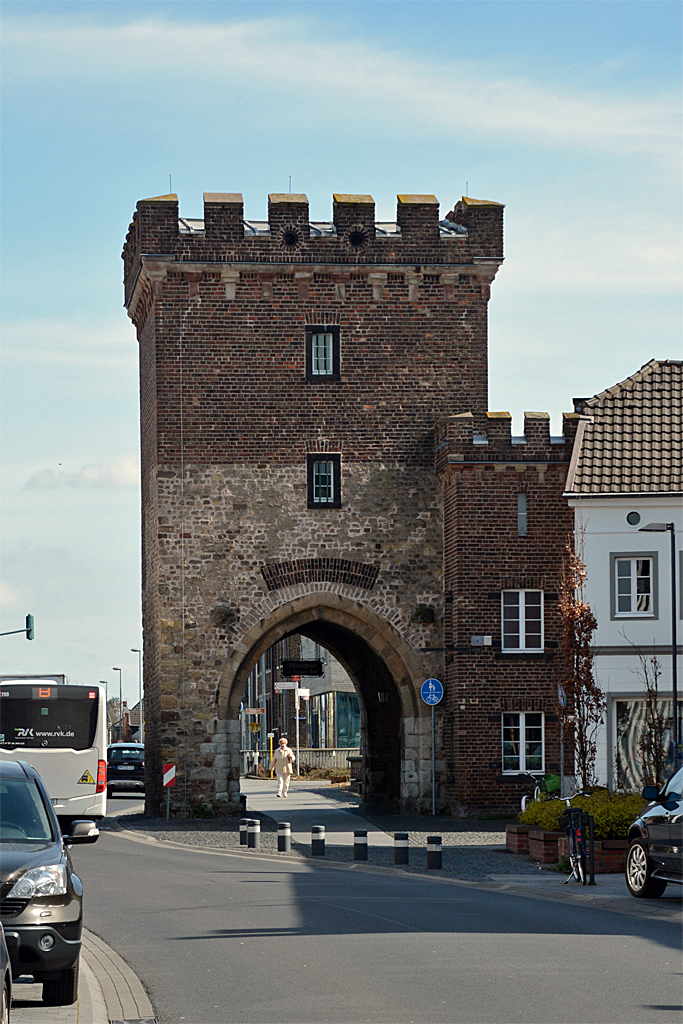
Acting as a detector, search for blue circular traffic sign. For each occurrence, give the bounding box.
[421,678,443,705]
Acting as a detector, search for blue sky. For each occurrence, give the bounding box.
[1,0,681,698]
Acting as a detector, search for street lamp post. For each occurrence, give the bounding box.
[640,522,679,769]
[131,648,143,744]
[112,667,122,742]
[99,681,109,742]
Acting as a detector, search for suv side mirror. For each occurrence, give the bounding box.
[64,819,99,845]
[642,786,660,802]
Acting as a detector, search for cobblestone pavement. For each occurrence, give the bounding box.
[112,779,540,881]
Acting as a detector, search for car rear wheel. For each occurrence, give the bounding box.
[625,839,667,898]
[42,957,79,1006]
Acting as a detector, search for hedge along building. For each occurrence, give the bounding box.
[122,190,505,816]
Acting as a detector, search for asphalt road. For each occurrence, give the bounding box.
[72,798,682,1024]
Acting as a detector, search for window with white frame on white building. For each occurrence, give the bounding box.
[502,712,544,773]
[611,553,657,618]
[501,590,543,651]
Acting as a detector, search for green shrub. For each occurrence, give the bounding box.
[518,789,646,840]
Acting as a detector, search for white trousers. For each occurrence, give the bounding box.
[277,773,291,797]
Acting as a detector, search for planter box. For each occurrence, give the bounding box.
[506,825,531,855]
[528,830,564,864]
[557,836,628,874]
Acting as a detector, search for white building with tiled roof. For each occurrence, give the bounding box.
[565,359,682,789]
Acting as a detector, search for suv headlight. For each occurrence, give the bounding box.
[7,865,67,897]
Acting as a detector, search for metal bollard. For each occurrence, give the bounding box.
[239,818,249,846]
[394,832,410,865]
[354,830,368,861]
[247,818,260,850]
[311,825,325,857]
[278,822,291,853]
[427,835,442,869]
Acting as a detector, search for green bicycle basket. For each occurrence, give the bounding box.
[541,773,561,794]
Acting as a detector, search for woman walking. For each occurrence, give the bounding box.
[270,736,295,797]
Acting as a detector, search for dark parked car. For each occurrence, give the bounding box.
[106,743,145,798]
[1,924,11,1024]
[625,764,683,898]
[0,760,98,1005]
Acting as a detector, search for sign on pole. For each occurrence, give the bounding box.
[275,681,297,692]
[421,678,443,705]
[163,763,175,821]
[421,680,443,816]
[244,707,266,715]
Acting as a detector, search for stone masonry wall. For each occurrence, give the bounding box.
[126,190,505,816]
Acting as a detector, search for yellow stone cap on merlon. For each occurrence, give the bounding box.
[204,193,243,204]
[139,194,178,203]
[397,194,439,205]
[486,411,511,419]
[461,196,505,207]
[269,193,308,204]
[525,411,550,419]
[333,194,374,204]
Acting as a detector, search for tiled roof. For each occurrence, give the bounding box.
[566,360,682,495]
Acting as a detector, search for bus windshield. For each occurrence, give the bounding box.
[0,684,99,750]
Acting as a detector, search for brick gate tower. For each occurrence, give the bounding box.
[123,191,505,815]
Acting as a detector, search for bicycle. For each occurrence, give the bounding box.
[564,804,587,885]
[520,772,562,811]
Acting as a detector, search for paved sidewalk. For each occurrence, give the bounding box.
[10,929,155,1024]
[242,776,395,847]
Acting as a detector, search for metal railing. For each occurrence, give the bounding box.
[241,747,359,775]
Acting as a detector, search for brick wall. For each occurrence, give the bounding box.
[437,411,578,816]
[126,190,505,815]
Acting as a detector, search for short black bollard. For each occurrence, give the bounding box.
[278,822,291,853]
[247,818,260,850]
[239,818,249,846]
[427,835,442,869]
[354,830,368,861]
[311,825,325,857]
[394,832,409,866]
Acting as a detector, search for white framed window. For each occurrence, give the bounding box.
[610,552,657,619]
[307,454,341,509]
[502,712,544,773]
[502,590,543,651]
[311,333,333,375]
[305,325,340,380]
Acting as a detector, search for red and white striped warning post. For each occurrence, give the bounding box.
[163,763,175,819]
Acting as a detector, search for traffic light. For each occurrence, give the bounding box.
[25,614,34,641]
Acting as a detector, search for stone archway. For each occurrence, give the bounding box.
[217,592,426,810]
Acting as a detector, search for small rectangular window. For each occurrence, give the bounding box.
[306,325,340,380]
[307,454,341,509]
[502,591,544,651]
[517,494,528,536]
[610,552,658,619]
[502,712,544,773]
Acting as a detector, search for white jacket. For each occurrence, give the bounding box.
[270,746,295,776]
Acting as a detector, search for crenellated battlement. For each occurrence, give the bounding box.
[122,190,504,309]
[434,409,580,474]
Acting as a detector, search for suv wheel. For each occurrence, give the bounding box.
[1,975,10,1024]
[625,839,667,898]
[42,957,79,1006]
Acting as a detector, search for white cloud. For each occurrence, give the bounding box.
[24,456,139,490]
[0,582,21,608]
[1,320,137,368]
[2,14,679,161]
